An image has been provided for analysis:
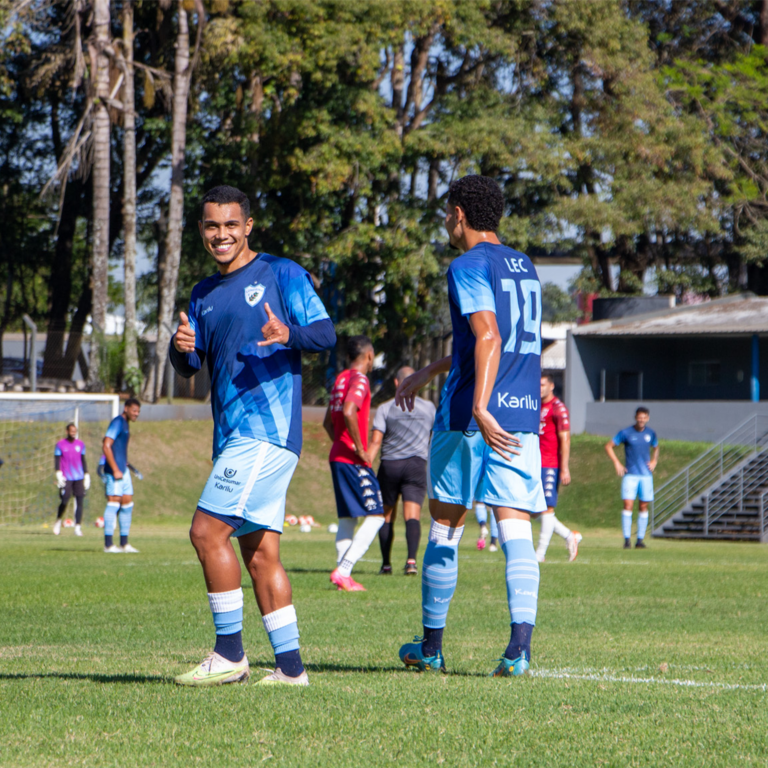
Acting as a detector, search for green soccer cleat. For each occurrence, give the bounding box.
[174,651,250,687]
[490,652,530,678]
[399,636,446,672]
[255,668,309,686]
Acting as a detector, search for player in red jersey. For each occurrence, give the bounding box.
[537,374,581,562]
[323,335,385,591]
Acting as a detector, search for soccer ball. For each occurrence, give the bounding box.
[94,517,105,528]
[63,518,74,528]
[328,523,339,534]
[299,524,312,533]
[285,515,299,526]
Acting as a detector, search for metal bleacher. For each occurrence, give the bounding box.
[652,414,768,542]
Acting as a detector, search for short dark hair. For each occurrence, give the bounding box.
[541,373,555,385]
[66,422,76,430]
[636,406,649,416]
[447,175,504,232]
[347,335,373,362]
[125,397,141,409]
[200,185,251,221]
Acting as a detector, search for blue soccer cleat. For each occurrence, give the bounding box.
[490,652,530,677]
[399,636,446,673]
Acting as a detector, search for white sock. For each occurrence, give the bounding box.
[335,517,357,565]
[552,516,571,540]
[537,513,555,556]
[338,516,385,577]
[622,510,633,539]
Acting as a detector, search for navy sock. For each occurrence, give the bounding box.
[120,535,128,547]
[405,519,421,561]
[104,534,113,548]
[505,622,534,662]
[379,522,393,566]
[275,649,304,677]
[422,626,444,657]
[214,630,244,663]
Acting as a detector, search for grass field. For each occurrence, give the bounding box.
[3,421,768,767]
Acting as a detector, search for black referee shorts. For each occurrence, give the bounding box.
[377,457,428,509]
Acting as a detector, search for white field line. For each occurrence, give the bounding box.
[530,668,768,692]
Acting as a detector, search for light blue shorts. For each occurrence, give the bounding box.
[429,431,546,513]
[197,436,299,534]
[105,469,133,497]
[622,474,654,502]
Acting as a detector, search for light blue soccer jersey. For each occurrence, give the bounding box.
[177,254,332,458]
[104,415,130,475]
[434,242,542,434]
[613,426,658,477]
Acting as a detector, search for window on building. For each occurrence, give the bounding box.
[689,361,721,386]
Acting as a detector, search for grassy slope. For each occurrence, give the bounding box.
[117,421,709,531]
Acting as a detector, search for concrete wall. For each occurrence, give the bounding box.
[583,401,768,442]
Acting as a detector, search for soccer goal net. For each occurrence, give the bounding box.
[0,393,120,526]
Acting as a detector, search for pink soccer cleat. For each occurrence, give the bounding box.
[567,531,583,562]
[477,537,487,550]
[330,568,367,592]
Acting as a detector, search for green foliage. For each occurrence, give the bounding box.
[541,282,580,323]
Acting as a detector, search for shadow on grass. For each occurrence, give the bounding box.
[0,672,168,684]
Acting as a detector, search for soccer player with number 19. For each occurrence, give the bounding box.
[170,185,336,687]
[395,175,546,677]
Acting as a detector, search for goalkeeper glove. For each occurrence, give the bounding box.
[55,470,66,489]
[83,473,91,491]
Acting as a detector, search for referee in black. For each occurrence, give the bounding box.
[369,366,435,575]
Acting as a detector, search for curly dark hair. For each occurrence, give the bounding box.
[447,175,504,232]
[200,185,251,221]
[347,335,373,362]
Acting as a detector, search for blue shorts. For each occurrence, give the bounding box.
[622,474,654,502]
[542,467,560,508]
[197,436,299,534]
[428,431,546,513]
[104,469,133,497]
[331,462,384,518]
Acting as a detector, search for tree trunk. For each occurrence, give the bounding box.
[151,0,191,402]
[87,0,111,390]
[122,0,139,382]
[42,179,83,379]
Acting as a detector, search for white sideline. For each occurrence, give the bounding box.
[530,668,768,692]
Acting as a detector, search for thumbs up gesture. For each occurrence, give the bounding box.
[258,303,290,347]
[173,311,196,353]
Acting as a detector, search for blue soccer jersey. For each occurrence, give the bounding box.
[613,426,658,476]
[172,253,334,458]
[104,415,130,475]
[434,242,542,434]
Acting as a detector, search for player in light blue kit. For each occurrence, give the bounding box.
[169,186,335,687]
[395,175,546,677]
[605,407,659,549]
[102,399,141,554]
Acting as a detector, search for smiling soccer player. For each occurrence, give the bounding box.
[170,185,336,687]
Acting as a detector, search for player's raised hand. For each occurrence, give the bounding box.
[473,407,522,462]
[395,368,430,412]
[173,312,196,353]
[258,303,290,347]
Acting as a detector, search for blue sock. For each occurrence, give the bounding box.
[637,512,649,540]
[263,605,304,677]
[622,510,633,539]
[475,504,487,526]
[421,521,464,654]
[119,503,133,546]
[505,622,534,662]
[208,588,244,663]
[103,501,119,548]
[422,627,444,658]
[490,512,499,541]
[498,518,539,638]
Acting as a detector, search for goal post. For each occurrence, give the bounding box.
[0,393,121,526]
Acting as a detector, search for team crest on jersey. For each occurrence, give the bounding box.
[244,283,265,307]
[224,468,237,479]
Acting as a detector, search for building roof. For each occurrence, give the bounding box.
[542,339,566,370]
[572,294,768,337]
